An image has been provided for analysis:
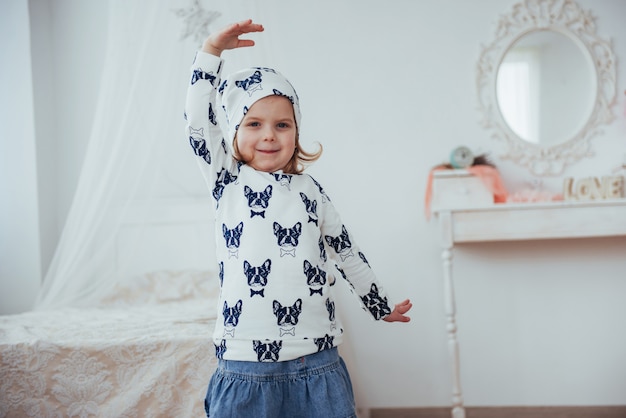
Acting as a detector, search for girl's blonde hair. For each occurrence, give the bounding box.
[233,132,322,175]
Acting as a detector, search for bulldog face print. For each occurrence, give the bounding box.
[253,340,282,362]
[303,260,326,296]
[361,283,391,320]
[189,129,211,164]
[191,68,217,86]
[244,259,271,297]
[222,222,244,259]
[235,70,263,95]
[213,169,238,202]
[273,298,302,336]
[314,334,334,352]
[273,222,302,257]
[325,225,354,261]
[300,192,318,225]
[244,185,273,218]
[223,299,243,337]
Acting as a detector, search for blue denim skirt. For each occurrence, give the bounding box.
[204,347,356,418]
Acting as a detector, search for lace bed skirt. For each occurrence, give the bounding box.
[0,271,219,418]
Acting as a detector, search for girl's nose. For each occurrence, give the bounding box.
[262,126,275,141]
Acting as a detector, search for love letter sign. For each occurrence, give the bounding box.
[563,176,625,201]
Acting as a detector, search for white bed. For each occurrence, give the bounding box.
[0,199,220,418]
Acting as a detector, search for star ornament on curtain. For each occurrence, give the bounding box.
[173,0,221,45]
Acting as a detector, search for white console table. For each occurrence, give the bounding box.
[430,170,626,418]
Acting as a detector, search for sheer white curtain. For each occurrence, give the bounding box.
[34,0,225,310]
[34,0,289,310]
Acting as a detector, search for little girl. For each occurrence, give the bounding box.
[185,19,412,418]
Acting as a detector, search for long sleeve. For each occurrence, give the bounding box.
[184,51,238,202]
[316,180,392,321]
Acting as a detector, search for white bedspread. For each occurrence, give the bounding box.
[0,271,219,418]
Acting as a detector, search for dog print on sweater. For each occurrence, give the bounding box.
[223,222,244,259]
[189,136,211,164]
[253,340,282,362]
[314,334,334,352]
[244,185,273,218]
[300,192,318,225]
[325,225,354,261]
[213,169,238,203]
[244,259,271,298]
[188,125,212,165]
[361,283,391,320]
[273,222,302,257]
[191,68,216,86]
[273,298,302,337]
[223,300,243,337]
[303,260,327,296]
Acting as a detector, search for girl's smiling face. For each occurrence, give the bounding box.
[234,95,297,173]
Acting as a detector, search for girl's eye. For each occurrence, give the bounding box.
[277,122,289,128]
[248,121,260,127]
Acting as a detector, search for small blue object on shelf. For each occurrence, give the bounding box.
[449,146,474,168]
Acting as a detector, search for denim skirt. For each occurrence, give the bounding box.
[204,347,356,418]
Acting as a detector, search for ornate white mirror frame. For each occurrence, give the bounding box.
[476,0,617,176]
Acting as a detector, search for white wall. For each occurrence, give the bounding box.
[28,0,108,276]
[8,0,626,410]
[0,0,42,314]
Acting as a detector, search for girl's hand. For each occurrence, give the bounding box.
[383,299,412,323]
[202,19,264,56]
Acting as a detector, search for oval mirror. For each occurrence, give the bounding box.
[476,0,617,176]
[496,30,595,146]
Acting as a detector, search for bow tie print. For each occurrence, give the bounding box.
[250,288,265,297]
[250,210,265,218]
[309,287,323,296]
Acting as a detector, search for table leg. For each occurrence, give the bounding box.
[442,244,465,418]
